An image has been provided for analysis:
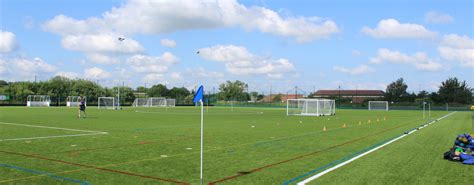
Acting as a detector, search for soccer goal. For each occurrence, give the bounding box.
[132,98,148,107]
[98,97,116,109]
[287,99,335,116]
[27,95,50,107]
[166,99,176,107]
[133,97,176,107]
[147,97,167,107]
[368,101,389,111]
[66,96,86,107]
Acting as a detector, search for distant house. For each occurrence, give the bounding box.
[313,90,384,103]
[261,94,304,103]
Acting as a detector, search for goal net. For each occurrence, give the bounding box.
[98,97,116,109]
[166,99,176,107]
[66,96,86,107]
[132,98,148,107]
[133,97,175,107]
[27,95,50,107]
[368,101,389,111]
[287,99,335,116]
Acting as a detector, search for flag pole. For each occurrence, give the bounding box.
[200,99,204,185]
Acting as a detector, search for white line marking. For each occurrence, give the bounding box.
[0,132,108,142]
[297,111,456,185]
[0,121,107,133]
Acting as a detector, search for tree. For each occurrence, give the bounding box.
[0,80,8,87]
[272,94,282,102]
[438,77,471,104]
[148,84,169,97]
[217,80,249,101]
[385,78,408,102]
[417,90,429,98]
[168,87,190,100]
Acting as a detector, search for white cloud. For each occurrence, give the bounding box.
[43,14,107,36]
[84,67,111,79]
[55,71,80,79]
[425,11,454,24]
[333,65,374,75]
[43,0,339,43]
[127,52,179,73]
[0,57,57,79]
[61,33,144,54]
[143,73,164,83]
[198,45,295,77]
[438,34,474,67]
[189,67,224,78]
[0,59,7,75]
[86,53,119,65]
[0,30,18,53]
[169,72,183,80]
[160,39,177,48]
[362,19,437,39]
[15,57,57,76]
[370,48,442,71]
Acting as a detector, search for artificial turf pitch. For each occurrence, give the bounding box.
[0,106,471,184]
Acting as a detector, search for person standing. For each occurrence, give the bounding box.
[78,96,86,118]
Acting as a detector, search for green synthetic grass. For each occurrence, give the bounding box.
[310,111,473,185]
[0,106,470,185]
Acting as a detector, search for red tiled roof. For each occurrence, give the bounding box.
[314,90,384,96]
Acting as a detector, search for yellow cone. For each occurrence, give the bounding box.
[359,121,362,125]
[383,117,386,121]
[342,123,346,128]
[323,126,327,132]
[368,119,371,124]
[377,118,380,122]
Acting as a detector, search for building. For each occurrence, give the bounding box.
[313,90,384,103]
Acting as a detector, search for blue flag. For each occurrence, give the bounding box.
[193,85,204,103]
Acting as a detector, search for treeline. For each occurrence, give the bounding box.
[0,76,195,105]
[306,77,472,106]
[383,78,471,105]
[0,76,471,106]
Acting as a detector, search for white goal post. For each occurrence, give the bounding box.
[287,99,335,116]
[98,97,116,109]
[27,95,50,107]
[66,96,86,107]
[368,101,389,111]
[132,97,176,107]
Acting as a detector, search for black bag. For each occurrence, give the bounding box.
[443,148,460,161]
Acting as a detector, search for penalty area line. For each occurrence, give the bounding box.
[0,121,107,133]
[294,111,456,185]
[0,132,108,142]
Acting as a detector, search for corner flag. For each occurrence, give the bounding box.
[193,85,204,103]
[193,85,205,185]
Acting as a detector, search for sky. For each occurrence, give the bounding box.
[0,0,473,94]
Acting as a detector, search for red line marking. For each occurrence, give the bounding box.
[208,123,411,184]
[0,150,189,185]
